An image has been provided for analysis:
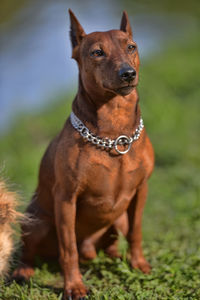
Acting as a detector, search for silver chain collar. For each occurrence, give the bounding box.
[70,111,144,155]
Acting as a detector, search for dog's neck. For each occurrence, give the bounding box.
[72,79,141,138]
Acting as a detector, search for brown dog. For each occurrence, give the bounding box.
[13,10,154,299]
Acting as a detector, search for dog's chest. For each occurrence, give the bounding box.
[77,150,145,222]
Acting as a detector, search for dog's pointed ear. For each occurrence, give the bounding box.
[69,9,86,50]
[120,11,132,38]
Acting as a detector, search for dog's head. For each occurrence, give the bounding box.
[69,10,140,97]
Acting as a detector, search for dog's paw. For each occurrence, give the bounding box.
[79,240,97,262]
[12,265,35,283]
[63,280,88,300]
[131,257,151,274]
[105,244,122,259]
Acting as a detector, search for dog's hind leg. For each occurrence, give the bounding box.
[94,213,128,258]
[105,213,128,258]
[79,214,128,262]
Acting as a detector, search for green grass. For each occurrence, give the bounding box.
[0,35,200,299]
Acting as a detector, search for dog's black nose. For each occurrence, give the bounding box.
[119,67,136,82]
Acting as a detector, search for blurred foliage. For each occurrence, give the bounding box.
[139,34,200,168]
[121,0,200,17]
[0,0,26,25]
[0,28,200,300]
[0,94,73,201]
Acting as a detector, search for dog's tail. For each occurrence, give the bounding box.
[0,180,22,276]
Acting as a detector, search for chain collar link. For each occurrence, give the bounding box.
[70,111,144,155]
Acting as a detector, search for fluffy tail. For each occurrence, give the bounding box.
[0,180,22,276]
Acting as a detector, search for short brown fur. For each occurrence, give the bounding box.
[13,10,154,299]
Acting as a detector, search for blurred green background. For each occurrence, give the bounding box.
[0,0,200,299]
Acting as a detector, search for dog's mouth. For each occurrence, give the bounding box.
[103,82,137,96]
[115,85,135,96]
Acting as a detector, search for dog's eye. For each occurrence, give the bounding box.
[91,49,105,57]
[127,44,136,53]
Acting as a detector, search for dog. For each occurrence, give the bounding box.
[0,180,21,276]
[13,10,154,299]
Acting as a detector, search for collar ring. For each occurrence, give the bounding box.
[114,135,132,155]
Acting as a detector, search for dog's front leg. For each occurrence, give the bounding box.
[127,181,151,274]
[54,188,87,300]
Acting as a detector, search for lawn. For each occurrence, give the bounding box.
[0,34,200,299]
